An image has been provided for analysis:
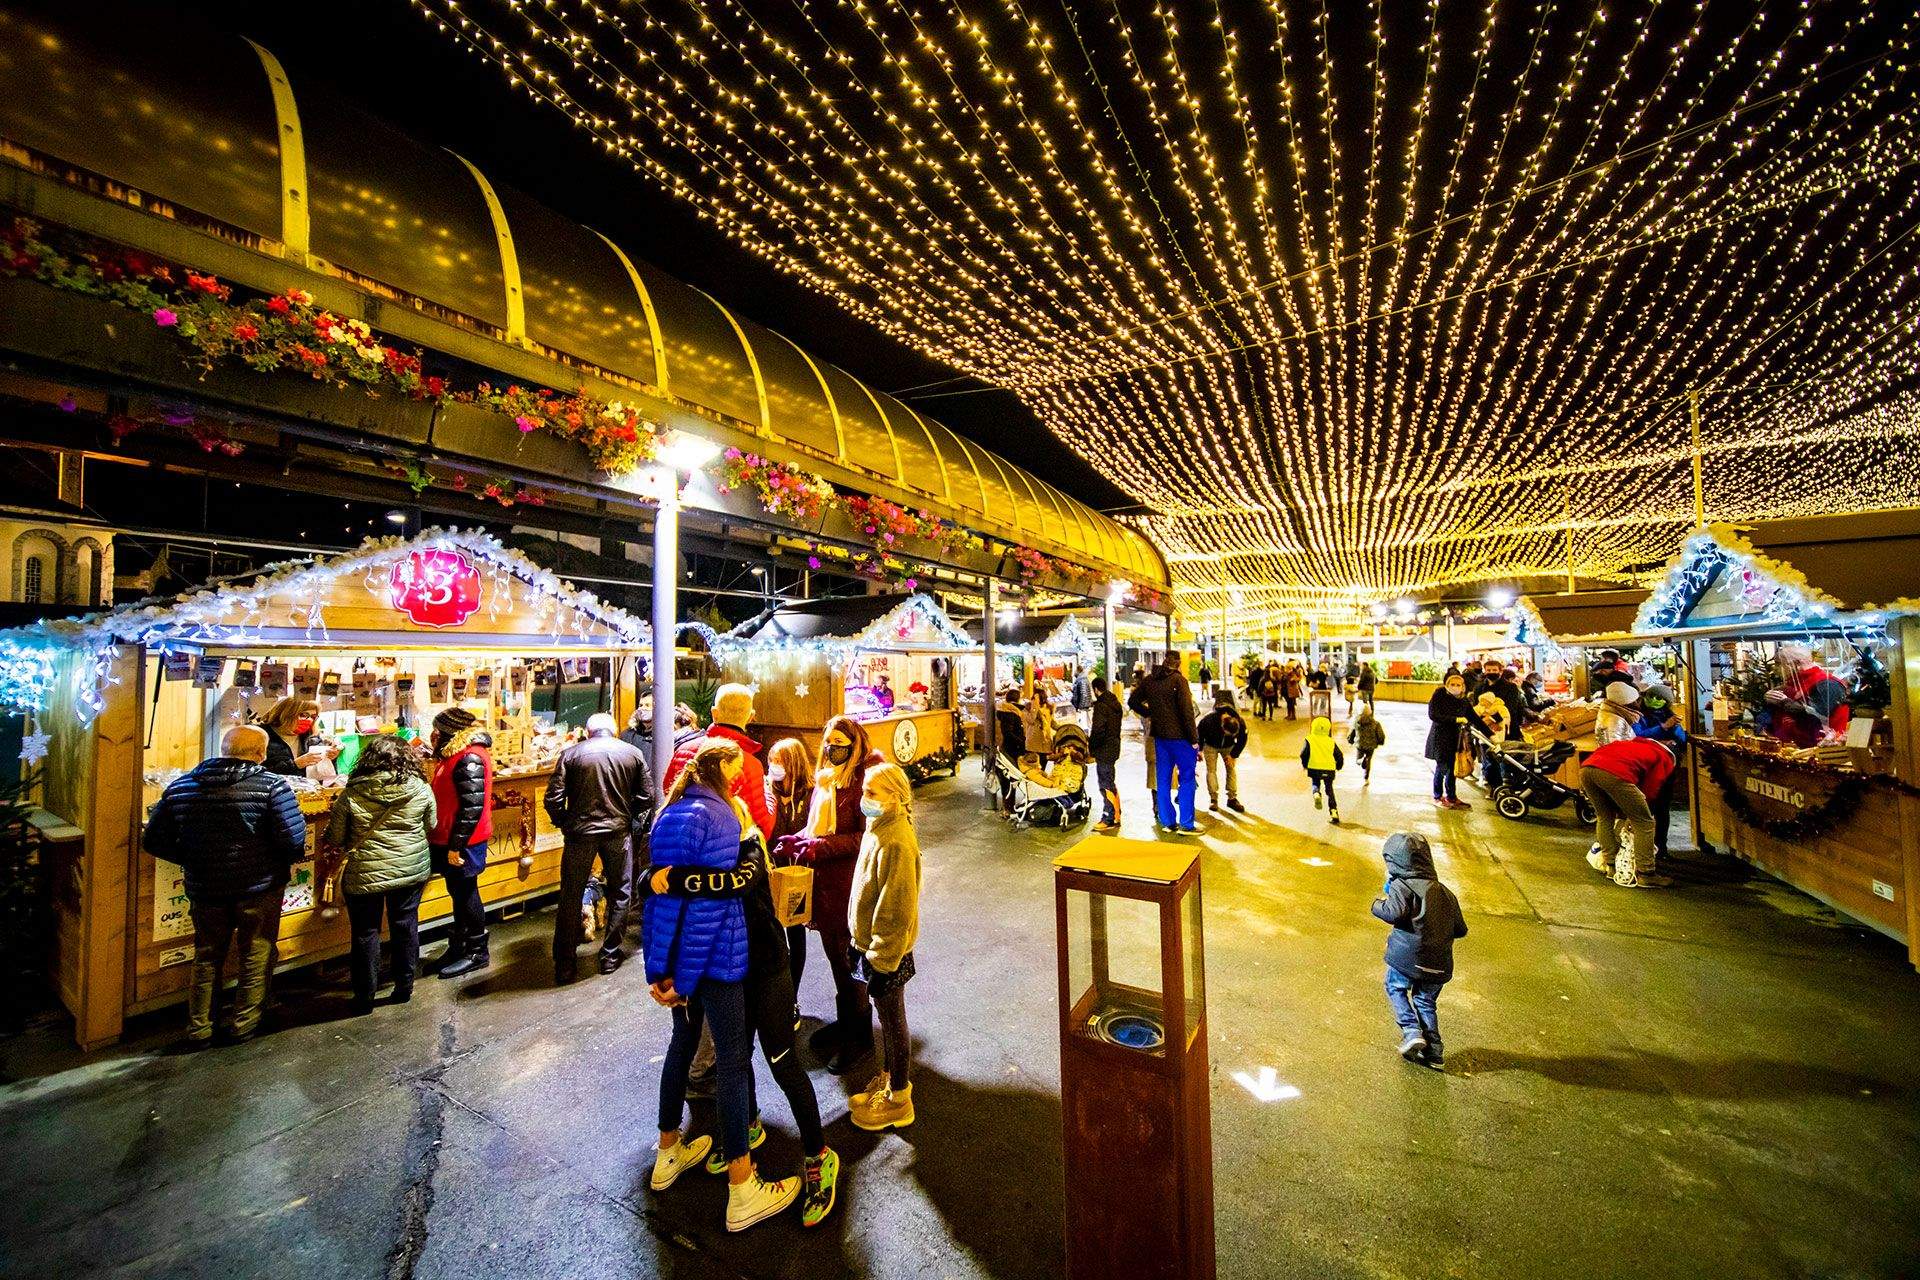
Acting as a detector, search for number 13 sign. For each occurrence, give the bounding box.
[390,548,483,628]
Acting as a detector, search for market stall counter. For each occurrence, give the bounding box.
[714,593,969,781]
[4,529,652,1048]
[1632,516,1920,968]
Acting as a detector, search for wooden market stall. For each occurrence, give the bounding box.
[959,612,1102,729]
[1630,514,1920,970]
[1511,588,1655,698]
[5,528,652,1048]
[714,593,969,781]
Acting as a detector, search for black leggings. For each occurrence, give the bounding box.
[786,924,807,991]
[747,964,825,1153]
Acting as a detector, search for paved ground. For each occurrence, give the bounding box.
[4,698,1919,1279]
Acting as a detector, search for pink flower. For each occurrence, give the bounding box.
[514,415,538,433]
[905,578,918,589]
[57,395,75,413]
[807,556,822,569]
[153,308,177,327]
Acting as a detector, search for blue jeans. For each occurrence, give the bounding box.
[1154,738,1198,829]
[1431,760,1457,801]
[1095,759,1119,825]
[657,978,753,1159]
[1384,968,1444,1054]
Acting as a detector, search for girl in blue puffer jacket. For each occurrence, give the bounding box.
[645,740,800,1233]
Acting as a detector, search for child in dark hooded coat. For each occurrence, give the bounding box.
[1370,832,1467,1069]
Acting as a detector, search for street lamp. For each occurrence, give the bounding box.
[1486,587,1515,610]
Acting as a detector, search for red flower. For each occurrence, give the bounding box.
[232,321,259,342]
[185,272,229,299]
[267,296,290,315]
[423,376,446,397]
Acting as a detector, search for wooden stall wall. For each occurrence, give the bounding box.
[128,769,564,1010]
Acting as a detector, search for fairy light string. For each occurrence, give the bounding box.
[410,0,1920,629]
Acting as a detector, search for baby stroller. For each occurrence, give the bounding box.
[1467,724,1595,825]
[994,723,1094,828]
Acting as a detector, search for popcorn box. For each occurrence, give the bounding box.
[770,864,813,927]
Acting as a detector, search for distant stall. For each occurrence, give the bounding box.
[960,612,1101,725]
[1632,514,1920,969]
[714,593,968,780]
[1510,587,1656,697]
[0,529,652,1048]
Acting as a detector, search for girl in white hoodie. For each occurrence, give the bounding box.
[846,762,921,1132]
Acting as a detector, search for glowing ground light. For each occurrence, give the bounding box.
[1233,1066,1303,1102]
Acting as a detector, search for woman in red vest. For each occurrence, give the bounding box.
[429,707,494,977]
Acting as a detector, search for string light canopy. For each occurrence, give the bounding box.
[410,0,1920,627]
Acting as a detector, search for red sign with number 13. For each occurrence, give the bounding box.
[390,548,482,628]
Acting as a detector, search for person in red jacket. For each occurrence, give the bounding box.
[428,707,495,976]
[664,684,774,841]
[1579,737,1676,889]
[775,715,883,1074]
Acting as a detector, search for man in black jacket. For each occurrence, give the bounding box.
[143,725,307,1044]
[1087,676,1124,832]
[546,713,654,981]
[1370,832,1468,1069]
[1127,652,1200,834]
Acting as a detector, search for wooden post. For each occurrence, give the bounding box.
[76,645,142,1049]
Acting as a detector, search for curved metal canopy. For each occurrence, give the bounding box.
[0,6,1165,589]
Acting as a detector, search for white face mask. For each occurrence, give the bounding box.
[860,797,885,819]
[768,766,786,784]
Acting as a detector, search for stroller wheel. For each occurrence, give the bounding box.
[1495,790,1530,820]
[1574,797,1596,826]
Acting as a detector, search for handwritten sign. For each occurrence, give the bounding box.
[153,860,192,941]
[389,548,482,628]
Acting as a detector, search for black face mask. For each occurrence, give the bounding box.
[826,744,853,765]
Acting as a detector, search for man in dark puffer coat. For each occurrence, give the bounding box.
[143,725,307,1044]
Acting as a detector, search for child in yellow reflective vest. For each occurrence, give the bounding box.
[1299,715,1346,824]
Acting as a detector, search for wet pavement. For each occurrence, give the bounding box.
[4,698,1918,1279]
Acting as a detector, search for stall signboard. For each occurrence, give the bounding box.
[153,860,191,941]
[390,548,483,628]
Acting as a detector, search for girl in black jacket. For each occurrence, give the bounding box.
[1425,674,1474,810]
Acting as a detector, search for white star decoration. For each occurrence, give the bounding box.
[19,731,51,766]
[793,683,809,699]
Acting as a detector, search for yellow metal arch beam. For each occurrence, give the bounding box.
[590,230,671,395]
[446,151,526,344]
[692,287,771,436]
[244,40,309,261]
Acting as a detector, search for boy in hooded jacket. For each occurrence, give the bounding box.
[1298,715,1345,823]
[1371,833,1467,1068]
[1347,706,1386,783]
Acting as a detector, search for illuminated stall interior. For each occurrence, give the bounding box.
[1,529,651,1048]
[714,594,973,780]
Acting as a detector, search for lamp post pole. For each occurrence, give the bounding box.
[650,493,679,795]
[983,576,998,803]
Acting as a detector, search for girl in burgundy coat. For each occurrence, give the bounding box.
[774,715,882,1074]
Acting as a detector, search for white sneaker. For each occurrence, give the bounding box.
[1586,850,1612,875]
[726,1172,801,1232]
[650,1135,712,1191]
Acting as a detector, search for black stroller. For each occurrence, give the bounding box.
[1468,725,1596,825]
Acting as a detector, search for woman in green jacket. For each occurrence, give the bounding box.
[325,735,437,1013]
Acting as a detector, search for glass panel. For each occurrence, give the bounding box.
[1065,885,1166,1057]
[0,9,284,242]
[634,265,764,427]
[742,320,839,458]
[304,95,508,328]
[502,190,661,388]
[1182,882,1205,1048]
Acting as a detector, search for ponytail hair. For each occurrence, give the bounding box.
[665,738,742,806]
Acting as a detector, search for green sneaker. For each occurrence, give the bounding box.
[801,1147,840,1228]
[705,1118,765,1174]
